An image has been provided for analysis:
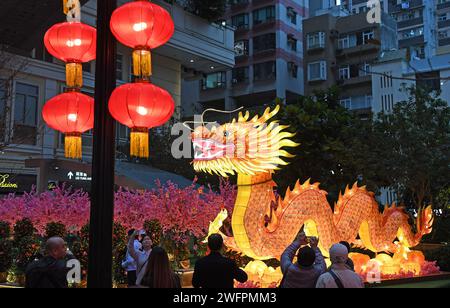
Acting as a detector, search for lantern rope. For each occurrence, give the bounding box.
[64,0,81,22]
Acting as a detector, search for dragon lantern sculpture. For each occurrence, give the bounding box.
[191,106,434,274]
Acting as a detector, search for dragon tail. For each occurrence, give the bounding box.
[415,205,434,241]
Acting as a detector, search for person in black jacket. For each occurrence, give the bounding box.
[192,234,248,288]
[25,237,72,288]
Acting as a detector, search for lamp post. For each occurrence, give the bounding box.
[87,0,117,288]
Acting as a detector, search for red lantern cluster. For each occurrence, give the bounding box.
[109,0,175,158]
[42,3,96,159]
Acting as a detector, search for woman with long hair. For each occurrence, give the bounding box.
[140,246,181,288]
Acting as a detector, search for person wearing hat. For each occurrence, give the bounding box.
[280,232,326,288]
[316,243,364,288]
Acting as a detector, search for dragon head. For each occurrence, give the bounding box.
[191,105,298,177]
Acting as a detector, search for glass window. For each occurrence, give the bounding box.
[202,72,226,90]
[234,40,249,57]
[307,32,325,50]
[253,6,275,25]
[232,67,249,84]
[287,7,297,24]
[254,61,276,81]
[339,66,350,80]
[307,61,327,81]
[363,31,375,44]
[232,13,249,29]
[14,83,38,127]
[116,53,124,80]
[253,33,276,53]
[287,35,297,52]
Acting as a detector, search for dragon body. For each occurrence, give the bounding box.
[192,106,433,260]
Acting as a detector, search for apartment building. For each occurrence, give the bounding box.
[182,0,308,116]
[371,49,450,113]
[0,0,234,195]
[303,9,397,117]
[310,0,450,60]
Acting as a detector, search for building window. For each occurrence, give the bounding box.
[232,13,249,30]
[360,63,371,76]
[287,34,297,52]
[234,40,249,57]
[116,124,129,141]
[307,61,327,81]
[202,72,226,90]
[338,34,357,49]
[288,62,298,79]
[14,83,38,127]
[307,32,325,50]
[253,6,275,25]
[0,80,6,119]
[287,7,297,24]
[116,53,123,81]
[400,27,424,39]
[439,14,447,22]
[362,30,375,44]
[340,98,352,109]
[253,33,276,53]
[339,66,350,80]
[254,61,276,81]
[416,71,441,92]
[232,67,249,84]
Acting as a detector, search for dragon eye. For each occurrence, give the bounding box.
[224,131,230,137]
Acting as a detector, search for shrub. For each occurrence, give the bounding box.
[424,245,450,272]
[0,221,11,239]
[44,222,67,239]
[144,219,163,246]
[0,238,13,272]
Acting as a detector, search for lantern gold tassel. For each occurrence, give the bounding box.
[133,49,152,81]
[65,132,82,159]
[130,127,149,158]
[66,63,83,89]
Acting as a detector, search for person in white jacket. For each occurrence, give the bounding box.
[122,229,142,286]
[127,230,153,287]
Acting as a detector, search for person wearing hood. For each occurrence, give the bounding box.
[316,243,365,288]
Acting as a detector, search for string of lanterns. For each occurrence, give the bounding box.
[42,0,175,160]
[42,0,96,159]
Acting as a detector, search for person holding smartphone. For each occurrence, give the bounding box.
[280,231,326,288]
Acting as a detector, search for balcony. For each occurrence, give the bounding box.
[399,35,425,49]
[438,1,450,10]
[438,19,450,29]
[341,75,372,87]
[228,0,250,12]
[389,0,424,13]
[439,38,450,46]
[336,44,379,57]
[397,17,424,29]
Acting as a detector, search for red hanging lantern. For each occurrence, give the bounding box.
[42,92,94,159]
[108,82,175,158]
[110,0,174,80]
[44,22,96,88]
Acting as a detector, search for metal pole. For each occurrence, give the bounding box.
[88,0,117,288]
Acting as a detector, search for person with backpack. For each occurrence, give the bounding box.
[280,232,326,288]
[127,230,153,286]
[316,243,365,288]
[25,237,74,288]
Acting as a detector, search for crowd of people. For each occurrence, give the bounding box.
[24,229,364,288]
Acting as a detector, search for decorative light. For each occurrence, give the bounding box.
[110,0,174,81]
[42,0,96,160]
[42,92,94,159]
[108,82,175,158]
[109,0,176,158]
